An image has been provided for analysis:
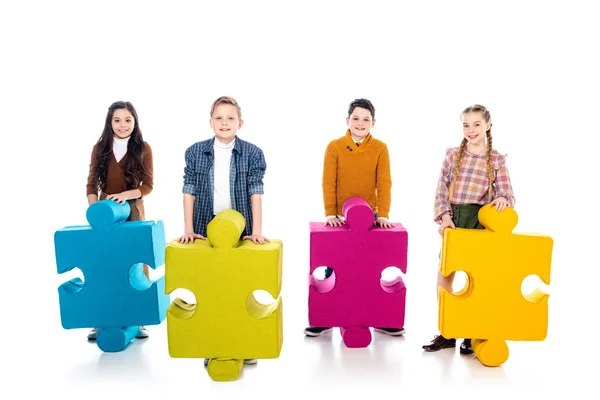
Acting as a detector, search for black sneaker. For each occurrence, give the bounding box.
[373,327,406,336]
[422,334,456,352]
[460,338,474,354]
[304,326,333,337]
[136,326,149,339]
[87,328,99,341]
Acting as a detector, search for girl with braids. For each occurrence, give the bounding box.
[85,101,154,341]
[422,104,515,354]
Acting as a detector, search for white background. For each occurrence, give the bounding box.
[1,0,598,398]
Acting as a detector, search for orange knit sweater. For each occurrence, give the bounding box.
[322,130,392,218]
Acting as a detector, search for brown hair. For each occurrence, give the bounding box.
[92,101,147,194]
[210,96,242,120]
[448,104,495,202]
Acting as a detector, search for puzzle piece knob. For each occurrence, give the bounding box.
[473,338,509,367]
[340,326,372,348]
[86,199,131,229]
[478,205,518,233]
[96,326,139,352]
[342,196,374,231]
[206,358,244,381]
[207,209,246,248]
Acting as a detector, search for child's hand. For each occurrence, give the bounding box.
[178,232,205,244]
[106,192,129,204]
[243,234,270,244]
[325,217,344,227]
[438,217,456,237]
[375,218,394,228]
[490,197,509,211]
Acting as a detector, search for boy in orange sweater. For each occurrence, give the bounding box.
[304,98,405,337]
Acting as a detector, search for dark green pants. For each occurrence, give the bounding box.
[450,203,484,229]
[439,204,484,259]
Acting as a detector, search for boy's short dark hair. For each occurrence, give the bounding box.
[348,98,375,119]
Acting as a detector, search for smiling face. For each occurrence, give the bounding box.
[346,106,375,141]
[461,111,490,147]
[111,108,135,139]
[210,103,243,144]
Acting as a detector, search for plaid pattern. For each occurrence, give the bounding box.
[434,147,515,223]
[182,136,266,237]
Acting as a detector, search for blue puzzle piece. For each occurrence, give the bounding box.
[54,200,169,335]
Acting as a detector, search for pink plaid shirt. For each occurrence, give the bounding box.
[434,147,515,223]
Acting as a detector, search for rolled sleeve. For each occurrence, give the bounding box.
[182,146,198,195]
[247,147,266,196]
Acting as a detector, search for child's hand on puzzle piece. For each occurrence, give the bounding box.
[243,234,270,244]
[438,214,456,237]
[178,232,206,244]
[375,218,394,228]
[106,192,129,204]
[325,217,345,227]
[490,196,509,212]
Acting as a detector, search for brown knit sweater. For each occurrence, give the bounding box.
[86,142,154,197]
[322,130,392,218]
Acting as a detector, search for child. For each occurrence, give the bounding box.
[178,96,268,365]
[422,104,515,354]
[85,100,154,341]
[304,98,405,338]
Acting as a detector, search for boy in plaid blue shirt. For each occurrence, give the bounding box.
[178,96,269,245]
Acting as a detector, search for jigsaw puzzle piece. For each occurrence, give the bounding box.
[165,209,283,381]
[54,200,169,352]
[438,205,553,366]
[308,196,408,348]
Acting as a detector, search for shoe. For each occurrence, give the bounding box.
[87,328,99,341]
[373,327,405,336]
[460,338,474,354]
[304,326,333,337]
[136,326,149,339]
[422,334,456,352]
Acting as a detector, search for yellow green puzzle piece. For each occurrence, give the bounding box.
[439,205,553,367]
[165,209,283,381]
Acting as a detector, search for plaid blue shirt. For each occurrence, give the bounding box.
[183,136,266,238]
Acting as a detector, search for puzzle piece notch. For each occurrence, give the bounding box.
[342,196,375,231]
[309,267,336,294]
[165,209,283,378]
[309,197,408,348]
[438,206,553,366]
[380,266,406,294]
[86,199,130,229]
[54,200,169,345]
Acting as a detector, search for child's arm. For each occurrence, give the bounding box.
[178,146,205,244]
[179,193,204,243]
[322,142,340,225]
[243,194,269,244]
[86,145,99,204]
[489,155,516,211]
[243,146,269,244]
[434,148,454,223]
[375,144,393,228]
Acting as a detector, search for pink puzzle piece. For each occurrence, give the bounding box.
[308,196,408,348]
